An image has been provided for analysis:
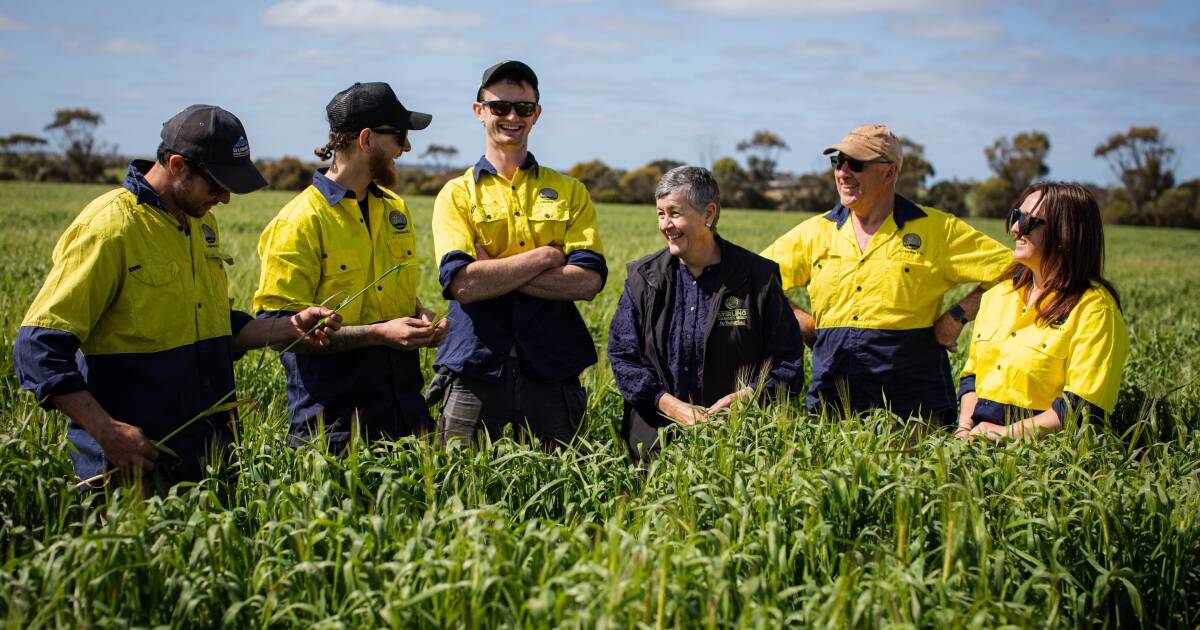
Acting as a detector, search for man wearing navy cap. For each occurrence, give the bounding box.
[430,61,607,449]
[13,105,341,487]
[254,82,446,449]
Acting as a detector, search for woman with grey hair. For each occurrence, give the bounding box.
[607,166,807,462]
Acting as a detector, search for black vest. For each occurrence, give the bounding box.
[619,237,786,462]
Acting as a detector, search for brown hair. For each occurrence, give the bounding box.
[314,130,357,161]
[1004,181,1121,326]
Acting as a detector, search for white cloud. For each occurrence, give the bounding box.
[545,33,636,56]
[261,0,482,32]
[887,16,1005,40]
[0,14,26,31]
[97,39,158,54]
[725,39,849,60]
[678,0,975,17]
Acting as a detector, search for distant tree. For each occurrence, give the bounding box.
[257,156,312,191]
[711,155,772,209]
[44,108,109,183]
[777,171,838,213]
[966,177,1014,218]
[421,144,459,170]
[568,159,624,203]
[985,130,1050,194]
[736,130,789,185]
[619,166,662,204]
[0,134,49,153]
[924,179,973,216]
[1094,126,1177,219]
[645,158,685,174]
[896,136,935,200]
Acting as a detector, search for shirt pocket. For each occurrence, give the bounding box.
[807,252,846,319]
[879,258,935,312]
[381,234,419,320]
[127,260,182,341]
[530,200,570,247]
[1017,330,1069,404]
[317,251,364,310]
[471,205,509,253]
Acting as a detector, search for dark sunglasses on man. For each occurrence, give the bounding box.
[1008,207,1047,236]
[371,126,409,146]
[185,159,227,196]
[479,100,537,117]
[829,153,891,173]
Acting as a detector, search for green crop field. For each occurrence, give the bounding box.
[2,179,1200,628]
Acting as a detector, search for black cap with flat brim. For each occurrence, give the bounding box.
[480,60,538,92]
[327,82,432,133]
[160,105,268,195]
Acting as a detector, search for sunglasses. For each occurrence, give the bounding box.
[830,154,891,173]
[479,100,537,117]
[1008,207,1046,235]
[371,127,409,144]
[186,160,227,196]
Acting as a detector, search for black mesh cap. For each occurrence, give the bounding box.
[479,60,538,92]
[326,82,432,134]
[160,105,267,194]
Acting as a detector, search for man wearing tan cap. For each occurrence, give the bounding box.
[760,124,1010,426]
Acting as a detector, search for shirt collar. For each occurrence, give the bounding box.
[123,160,165,208]
[472,152,539,183]
[822,193,927,229]
[312,168,395,206]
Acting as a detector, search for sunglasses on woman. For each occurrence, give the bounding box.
[1008,207,1047,235]
[479,100,537,117]
[829,154,891,173]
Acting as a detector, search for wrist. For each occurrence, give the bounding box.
[948,303,970,325]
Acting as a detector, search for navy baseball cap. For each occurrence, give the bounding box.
[326,82,432,134]
[160,105,268,194]
[480,60,538,92]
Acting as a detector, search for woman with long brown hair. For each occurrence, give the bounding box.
[955,182,1129,441]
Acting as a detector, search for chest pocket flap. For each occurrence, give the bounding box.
[130,260,179,287]
[531,200,571,222]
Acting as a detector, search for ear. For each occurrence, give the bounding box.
[472,100,485,123]
[167,154,189,177]
[531,103,543,125]
[885,163,899,182]
[705,202,718,226]
[356,128,372,152]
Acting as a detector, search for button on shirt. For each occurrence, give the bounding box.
[12,161,250,481]
[669,260,723,404]
[760,195,1012,417]
[431,153,607,383]
[960,279,1129,423]
[253,170,429,444]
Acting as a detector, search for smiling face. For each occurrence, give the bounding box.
[833,155,896,210]
[656,189,715,261]
[1011,190,1046,271]
[473,80,541,151]
[366,128,410,189]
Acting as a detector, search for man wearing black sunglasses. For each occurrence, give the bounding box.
[429,60,607,449]
[254,82,446,450]
[761,124,1011,431]
[14,105,342,488]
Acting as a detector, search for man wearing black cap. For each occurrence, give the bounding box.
[430,61,606,449]
[254,82,446,449]
[13,105,341,487]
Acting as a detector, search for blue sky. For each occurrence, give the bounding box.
[1,0,1198,186]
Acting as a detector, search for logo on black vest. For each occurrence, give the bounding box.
[201,224,217,245]
[388,211,408,231]
[539,188,558,201]
[902,233,922,250]
[717,296,748,327]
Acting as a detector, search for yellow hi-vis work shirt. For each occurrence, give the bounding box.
[431,153,606,382]
[13,161,245,482]
[760,195,1011,417]
[253,181,418,325]
[960,279,1129,423]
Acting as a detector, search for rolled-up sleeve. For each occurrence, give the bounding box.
[607,285,665,409]
[13,326,85,408]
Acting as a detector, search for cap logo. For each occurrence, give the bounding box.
[388,211,408,231]
[902,233,922,250]
[232,137,249,159]
[201,224,217,246]
[539,188,558,201]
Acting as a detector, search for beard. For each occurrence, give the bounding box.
[368,147,398,189]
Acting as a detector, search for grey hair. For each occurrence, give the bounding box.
[655,166,721,228]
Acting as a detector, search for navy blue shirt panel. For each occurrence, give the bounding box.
[669,260,722,404]
[809,326,955,418]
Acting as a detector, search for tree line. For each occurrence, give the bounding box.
[3,109,1199,229]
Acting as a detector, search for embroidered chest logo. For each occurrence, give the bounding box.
[717,295,749,327]
[539,188,558,201]
[388,211,409,231]
[902,233,922,250]
[201,224,218,246]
